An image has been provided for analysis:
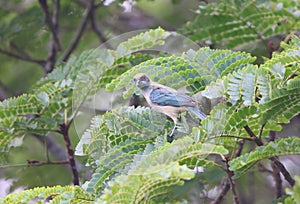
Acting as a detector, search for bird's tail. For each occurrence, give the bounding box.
[187,106,206,120]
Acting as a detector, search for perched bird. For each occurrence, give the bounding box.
[133,73,206,136]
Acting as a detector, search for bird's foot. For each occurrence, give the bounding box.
[167,135,174,143]
[167,125,177,143]
[170,125,177,136]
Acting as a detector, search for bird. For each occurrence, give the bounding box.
[133,73,206,137]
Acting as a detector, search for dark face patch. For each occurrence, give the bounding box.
[134,74,150,89]
[139,75,150,83]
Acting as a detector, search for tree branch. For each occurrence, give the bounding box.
[212,140,244,204]
[244,125,295,186]
[0,160,69,169]
[271,161,283,198]
[32,134,88,174]
[268,131,283,197]
[58,123,79,185]
[244,125,263,146]
[211,180,230,204]
[0,48,46,67]
[60,0,94,62]
[270,157,295,186]
[38,0,61,51]
[258,163,273,174]
[27,159,69,166]
[38,0,61,73]
[32,134,69,163]
[225,157,239,204]
[89,3,112,49]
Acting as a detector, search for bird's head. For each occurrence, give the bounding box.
[133,73,151,89]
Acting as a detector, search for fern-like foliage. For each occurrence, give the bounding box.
[107,47,255,98]
[284,176,300,204]
[76,106,167,193]
[72,28,174,113]
[95,136,228,203]
[0,185,94,203]
[76,106,166,160]
[0,94,42,151]
[2,26,300,203]
[259,81,300,124]
[97,162,194,204]
[114,27,171,58]
[202,36,300,138]
[181,0,299,49]
[229,137,300,179]
[0,28,173,155]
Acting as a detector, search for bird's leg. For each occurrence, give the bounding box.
[167,124,176,143]
[170,123,177,137]
[170,119,177,138]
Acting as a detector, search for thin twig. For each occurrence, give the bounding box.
[0,48,46,67]
[244,125,295,186]
[271,161,283,198]
[39,0,61,73]
[60,0,94,62]
[258,163,273,174]
[0,160,69,169]
[212,140,244,204]
[225,157,239,204]
[38,0,61,51]
[263,130,283,197]
[235,140,245,157]
[52,0,60,36]
[210,180,230,204]
[258,124,265,139]
[89,3,112,49]
[27,159,69,166]
[32,134,89,177]
[10,42,40,60]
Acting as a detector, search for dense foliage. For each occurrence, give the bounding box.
[0,0,300,203]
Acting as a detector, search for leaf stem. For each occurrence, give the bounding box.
[244,125,295,186]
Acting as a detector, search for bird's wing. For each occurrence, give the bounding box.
[149,87,195,107]
[187,106,206,120]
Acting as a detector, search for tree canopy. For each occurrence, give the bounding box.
[0,0,300,203]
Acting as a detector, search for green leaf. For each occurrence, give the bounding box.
[115,27,171,58]
[229,137,300,179]
[107,47,255,98]
[97,162,194,204]
[84,139,150,194]
[259,85,300,124]
[0,185,94,203]
[285,176,300,204]
[202,102,257,139]
[76,106,165,161]
[181,0,298,49]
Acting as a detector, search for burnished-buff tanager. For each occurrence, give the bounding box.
[133,73,206,136]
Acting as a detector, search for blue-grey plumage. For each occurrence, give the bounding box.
[133,73,206,136]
